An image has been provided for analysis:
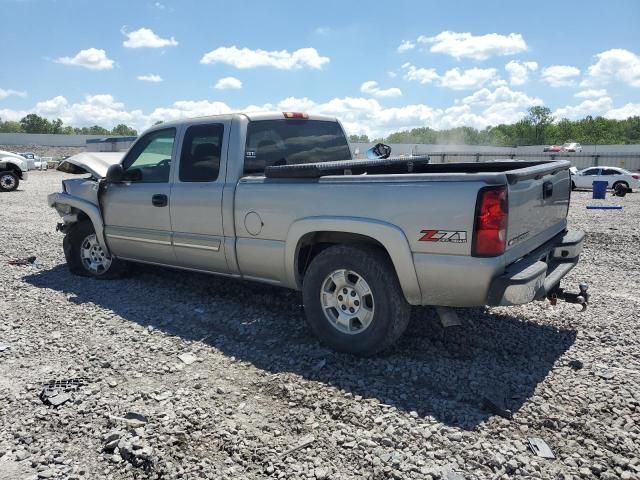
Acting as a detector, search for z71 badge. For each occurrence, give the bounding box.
[419,230,468,243]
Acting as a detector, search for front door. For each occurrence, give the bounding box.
[102,127,178,265]
[170,122,229,272]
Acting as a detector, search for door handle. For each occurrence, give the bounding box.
[543,181,553,199]
[152,194,168,207]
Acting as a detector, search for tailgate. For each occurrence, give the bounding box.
[504,161,571,263]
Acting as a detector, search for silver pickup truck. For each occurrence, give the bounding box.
[49,112,586,355]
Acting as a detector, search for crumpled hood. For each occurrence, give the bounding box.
[57,152,126,178]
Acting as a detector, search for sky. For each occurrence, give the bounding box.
[0,0,639,137]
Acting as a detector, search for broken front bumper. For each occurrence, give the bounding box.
[486,230,585,306]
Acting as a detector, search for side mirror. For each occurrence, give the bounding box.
[105,164,124,183]
[367,142,392,160]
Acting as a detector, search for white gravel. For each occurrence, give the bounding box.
[0,170,639,480]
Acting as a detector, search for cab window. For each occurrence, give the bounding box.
[243,119,351,175]
[582,168,600,176]
[122,128,176,183]
[179,124,224,182]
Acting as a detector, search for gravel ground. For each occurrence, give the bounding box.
[0,170,638,480]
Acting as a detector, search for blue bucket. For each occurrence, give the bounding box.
[592,180,608,199]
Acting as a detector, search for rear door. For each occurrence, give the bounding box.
[600,168,622,187]
[504,162,572,261]
[102,128,177,264]
[169,121,229,273]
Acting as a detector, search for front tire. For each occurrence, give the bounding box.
[0,171,19,192]
[302,245,411,356]
[63,221,127,279]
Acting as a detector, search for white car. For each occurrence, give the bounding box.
[562,143,582,152]
[571,166,640,192]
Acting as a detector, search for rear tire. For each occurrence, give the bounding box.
[302,244,411,356]
[63,221,128,279]
[612,181,629,192]
[0,171,19,192]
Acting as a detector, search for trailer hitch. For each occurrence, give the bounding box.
[547,283,589,311]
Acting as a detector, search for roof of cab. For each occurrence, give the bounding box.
[145,111,338,131]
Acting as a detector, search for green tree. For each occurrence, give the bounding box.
[19,114,53,133]
[348,134,370,143]
[0,118,24,133]
[50,118,64,134]
[527,106,554,144]
[111,124,138,136]
[87,125,110,135]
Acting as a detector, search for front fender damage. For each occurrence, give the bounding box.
[48,186,109,253]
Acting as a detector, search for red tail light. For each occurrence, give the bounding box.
[283,112,308,119]
[633,175,639,180]
[472,186,508,257]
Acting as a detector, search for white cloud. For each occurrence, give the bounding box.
[214,76,243,90]
[605,103,640,119]
[0,88,27,100]
[461,86,542,108]
[402,64,499,90]
[122,27,178,48]
[315,27,331,36]
[137,74,163,83]
[387,71,397,78]
[397,40,415,53]
[583,49,640,87]
[200,46,329,70]
[574,89,607,99]
[35,95,68,115]
[417,31,527,60]
[55,48,114,70]
[154,2,165,9]
[438,67,498,90]
[541,65,581,87]
[505,60,538,86]
[554,96,613,119]
[360,80,402,98]
[402,64,439,84]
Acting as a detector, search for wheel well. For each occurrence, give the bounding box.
[1,163,22,177]
[296,231,392,279]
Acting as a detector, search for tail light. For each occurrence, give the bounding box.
[633,175,639,180]
[472,186,508,257]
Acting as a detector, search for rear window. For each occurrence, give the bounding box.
[243,119,351,175]
[179,123,224,182]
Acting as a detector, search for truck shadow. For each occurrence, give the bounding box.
[24,264,577,430]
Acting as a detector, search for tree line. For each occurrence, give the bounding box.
[350,107,640,146]
[0,114,137,136]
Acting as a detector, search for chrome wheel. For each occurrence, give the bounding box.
[320,269,375,334]
[80,234,112,275]
[1,173,16,190]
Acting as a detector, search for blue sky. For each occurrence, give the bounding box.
[0,0,639,136]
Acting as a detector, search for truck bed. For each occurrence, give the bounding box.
[264,158,567,181]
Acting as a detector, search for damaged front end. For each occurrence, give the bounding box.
[48,152,123,251]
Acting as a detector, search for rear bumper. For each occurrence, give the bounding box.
[486,230,584,306]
